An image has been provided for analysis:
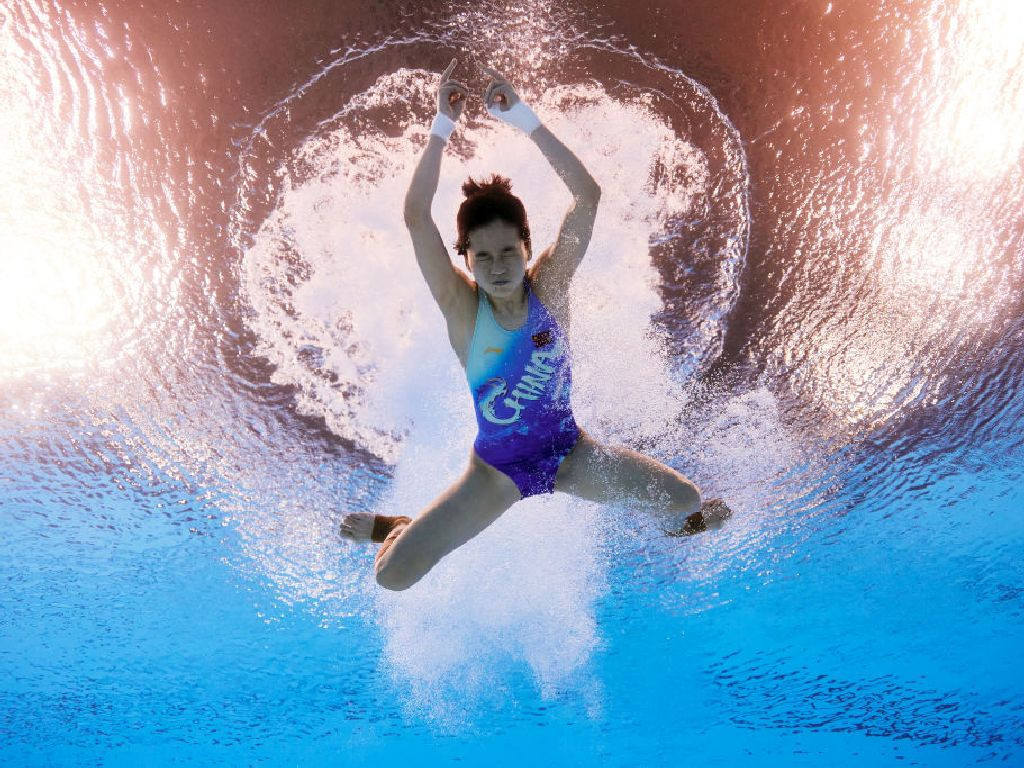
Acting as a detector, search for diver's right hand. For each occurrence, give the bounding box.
[436,57,469,121]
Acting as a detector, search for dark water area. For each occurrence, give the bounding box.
[2,0,1023,762]
[10,0,1020,449]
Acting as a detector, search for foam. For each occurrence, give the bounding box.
[238,65,752,713]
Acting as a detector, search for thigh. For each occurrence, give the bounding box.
[380,448,523,578]
[554,427,698,508]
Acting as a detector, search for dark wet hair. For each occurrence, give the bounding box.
[454,173,532,260]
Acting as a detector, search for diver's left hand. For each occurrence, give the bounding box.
[481,65,522,112]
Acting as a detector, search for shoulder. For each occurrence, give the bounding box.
[526,245,554,298]
[447,268,478,316]
[527,253,571,330]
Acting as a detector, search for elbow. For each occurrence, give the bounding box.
[403,204,429,226]
[576,182,601,204]
[403,190,431,221]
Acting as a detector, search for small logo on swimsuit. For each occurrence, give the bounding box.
[484,346,504,355]
[532,330,553,348]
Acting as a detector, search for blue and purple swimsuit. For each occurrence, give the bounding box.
[465,275,581,497]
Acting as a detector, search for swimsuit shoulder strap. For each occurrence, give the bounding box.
[471,281,490,336]
[522,273,537,314]
[466,282,493,374]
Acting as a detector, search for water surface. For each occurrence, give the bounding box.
[2,0,1022,764]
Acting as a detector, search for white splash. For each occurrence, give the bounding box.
[238,63,753,711]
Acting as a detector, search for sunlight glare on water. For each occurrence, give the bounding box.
[769,0,1024,432]
[4,0,1023,761]
[918,0,1024,180]
[0,47,118,377]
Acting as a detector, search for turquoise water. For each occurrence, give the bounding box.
[4,422,1021,765]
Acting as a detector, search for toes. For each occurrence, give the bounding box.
[339,512,374,541]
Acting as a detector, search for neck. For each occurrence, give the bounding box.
[485,278,527,318]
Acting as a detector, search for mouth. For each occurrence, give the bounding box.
[492,279,510,286]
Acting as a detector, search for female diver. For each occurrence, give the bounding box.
[340,59,732,590]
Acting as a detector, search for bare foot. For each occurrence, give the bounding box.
[339,512,375,542]
[700,499,733,530]
[666,498,733,537]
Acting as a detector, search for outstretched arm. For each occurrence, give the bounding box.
[482,66,601,201]
[404,58,467,218]
[403,133,446,221]
[529,124,601,200]
[404,59,472,312]
[530,123,601,287]
[483,66,601,290]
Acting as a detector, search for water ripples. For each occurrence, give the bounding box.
[2,0,1022,756]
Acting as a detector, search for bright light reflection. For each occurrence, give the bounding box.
[874,201,984,300]
[919,0,1024,178]
[0,215,113,375]
[1,34,117,378]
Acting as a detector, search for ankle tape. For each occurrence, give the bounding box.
[371,515,412,543]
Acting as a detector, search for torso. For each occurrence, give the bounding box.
[463,271,577,463]
[447,251,569,369]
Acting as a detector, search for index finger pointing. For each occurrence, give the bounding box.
[442,57,457,77]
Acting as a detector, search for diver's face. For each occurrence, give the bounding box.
[466,220,529,296]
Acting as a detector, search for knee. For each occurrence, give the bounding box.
[375,569,415,591]
[374,559,424,591]
[372,522,422,591]
[375,564,414,591]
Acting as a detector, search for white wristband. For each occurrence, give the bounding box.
[487,100,541,135]
[430,111,456,142]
